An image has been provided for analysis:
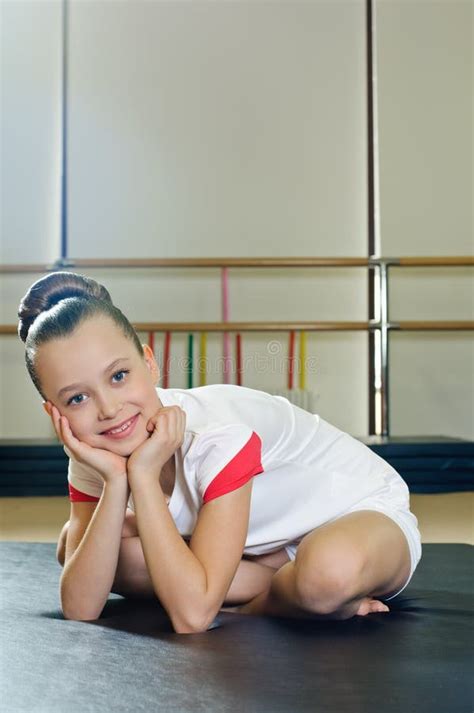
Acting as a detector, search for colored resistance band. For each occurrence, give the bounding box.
[199,333,207,386]
[288,331,296,389]
[163,332,171,388]
[299,331,307,390]
[222,267,231,384]
[148,331,155,356]
[188,334,194,389]
[236,333,242,386]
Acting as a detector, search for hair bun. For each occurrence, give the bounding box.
[17,271,112,343]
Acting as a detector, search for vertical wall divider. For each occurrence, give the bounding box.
[60,0,69,262]
[366,0,386,437]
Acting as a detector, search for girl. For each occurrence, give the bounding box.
[18,272,422,633]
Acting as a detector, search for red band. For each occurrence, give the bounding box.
[69,483,100,503]
[203,431,264,504]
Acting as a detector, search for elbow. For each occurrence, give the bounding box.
[171,606,217,635]
[60,587,103,622]
[173,623,203,635]
[171,614,206,635]
[173,621,209,635]
[60,572,104,621]
[62,604,102,622]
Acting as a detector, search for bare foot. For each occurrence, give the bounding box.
[355,597,390,616]
[221,597,390,618]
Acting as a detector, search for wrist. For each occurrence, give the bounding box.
[127,466,162,487]
[103,474,129,491]
[101,469,128,485]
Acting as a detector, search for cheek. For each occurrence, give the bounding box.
[66,411,93,442]
[134,382,159,412]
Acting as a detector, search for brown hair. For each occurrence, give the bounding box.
[18,272,144,398]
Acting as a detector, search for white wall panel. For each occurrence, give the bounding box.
[3,1,471,440]
[0,0,62,264]
[390,333,474,441]
[67,0,368,258]
[377,0,473,438]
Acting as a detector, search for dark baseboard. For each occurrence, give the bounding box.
[0,436,473,497]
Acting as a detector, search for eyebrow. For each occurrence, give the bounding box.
[57,358,131,399]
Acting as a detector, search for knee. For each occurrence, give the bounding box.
[294,546,365,615]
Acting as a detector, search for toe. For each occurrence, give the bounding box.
[356,597,390,616]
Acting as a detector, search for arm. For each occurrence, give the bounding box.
[60,478,130,620]
[129,471,252,633]
[127,405,254,633]
[45,402,131,621]
[56,507,139,567]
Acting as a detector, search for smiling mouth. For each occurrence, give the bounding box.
[101,414,139,436]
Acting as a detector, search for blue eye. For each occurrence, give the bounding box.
[66,370,129,407]
[112,369,129,383]
[68,393,86,406]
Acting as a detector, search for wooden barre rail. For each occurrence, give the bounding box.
[1,256,473,273]
[2,256,472,438]
[1,321,473,335]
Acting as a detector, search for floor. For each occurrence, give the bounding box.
[0,492,473,544]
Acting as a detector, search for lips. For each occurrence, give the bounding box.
[101,413,139,439]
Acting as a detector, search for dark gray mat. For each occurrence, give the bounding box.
[1,542,473,713]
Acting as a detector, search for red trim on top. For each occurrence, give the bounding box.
[203,431,264,504]
[68,483,100,503]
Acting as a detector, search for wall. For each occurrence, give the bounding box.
[1,0,472,440]
[377,0,473,437]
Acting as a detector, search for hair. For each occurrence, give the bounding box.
[18,272,144,398]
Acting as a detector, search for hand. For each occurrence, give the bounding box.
[127,406,186,478]
[45,402,128,484]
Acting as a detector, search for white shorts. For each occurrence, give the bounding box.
[283,466,422,602]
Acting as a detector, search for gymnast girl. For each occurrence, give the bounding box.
[17,272,422,633]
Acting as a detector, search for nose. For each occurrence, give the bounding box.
[96,391,123,421]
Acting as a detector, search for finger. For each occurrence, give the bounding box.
[179,409,186,445]
[55,410,69,445]
[145,407,183,443]
[146,408,167,432]
[50,404,63,441]
[146,407,174,432]
[173,407,185,440]
[58,414,81,450]
[147,412,176,443]
[146,415,160,433]
[146,421,154,434]
[51,407,77,452]
[53,410,77,456]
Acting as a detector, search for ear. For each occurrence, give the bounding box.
[142,344,160,385]
[42,400,52,417]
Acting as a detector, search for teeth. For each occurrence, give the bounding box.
[106,417,134,435]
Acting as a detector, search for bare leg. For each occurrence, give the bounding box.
[239,560,389,620]
[240,511,411,620]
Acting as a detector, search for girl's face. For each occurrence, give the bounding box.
[36,315,161,457]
